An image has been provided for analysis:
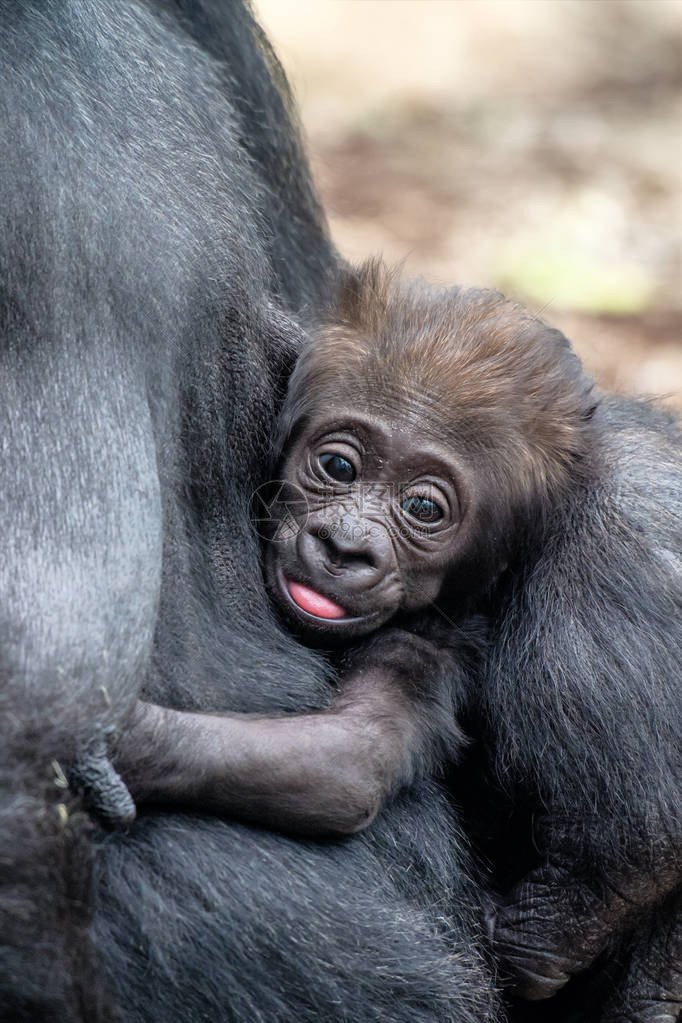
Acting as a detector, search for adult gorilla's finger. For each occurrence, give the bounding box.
[600,894,681,1023]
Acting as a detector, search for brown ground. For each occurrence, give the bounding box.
[256,0,682,408]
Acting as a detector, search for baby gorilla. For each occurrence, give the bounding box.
[112,260,596,836]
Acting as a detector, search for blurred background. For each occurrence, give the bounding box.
[256,0,681,407]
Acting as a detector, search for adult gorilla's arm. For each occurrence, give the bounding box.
[0,64,163,1011]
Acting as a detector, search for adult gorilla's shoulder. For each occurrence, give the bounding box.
[0,2,497,1022]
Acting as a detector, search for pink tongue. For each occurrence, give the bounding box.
[287,580,346,619]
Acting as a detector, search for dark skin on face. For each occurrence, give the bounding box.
[265,408,469,641]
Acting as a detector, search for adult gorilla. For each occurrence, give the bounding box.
[0,3,496,1022]
[0,3,678,1023]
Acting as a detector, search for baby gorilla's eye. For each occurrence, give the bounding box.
[318,452,356,483]
[401,495,443,524]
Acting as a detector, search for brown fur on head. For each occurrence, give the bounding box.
[280,259,598,524]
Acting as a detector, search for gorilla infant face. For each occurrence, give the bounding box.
[263,406,470,642]
[261,263,596,644]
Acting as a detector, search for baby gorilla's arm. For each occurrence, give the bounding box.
[113,630,465,835]
[116,690,405,835]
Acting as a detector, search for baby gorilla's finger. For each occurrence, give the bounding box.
[70,736,136,827]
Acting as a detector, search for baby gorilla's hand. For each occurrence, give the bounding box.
[69,732,136,827]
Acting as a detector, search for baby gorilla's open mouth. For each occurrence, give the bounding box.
[286,580,347,619]
[276,567,363,629]
[269,563,386,641]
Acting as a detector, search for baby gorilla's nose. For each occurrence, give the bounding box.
[319,522,375,569]
[300,516,392,589]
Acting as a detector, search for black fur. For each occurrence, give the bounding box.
[0,2,679,1022]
